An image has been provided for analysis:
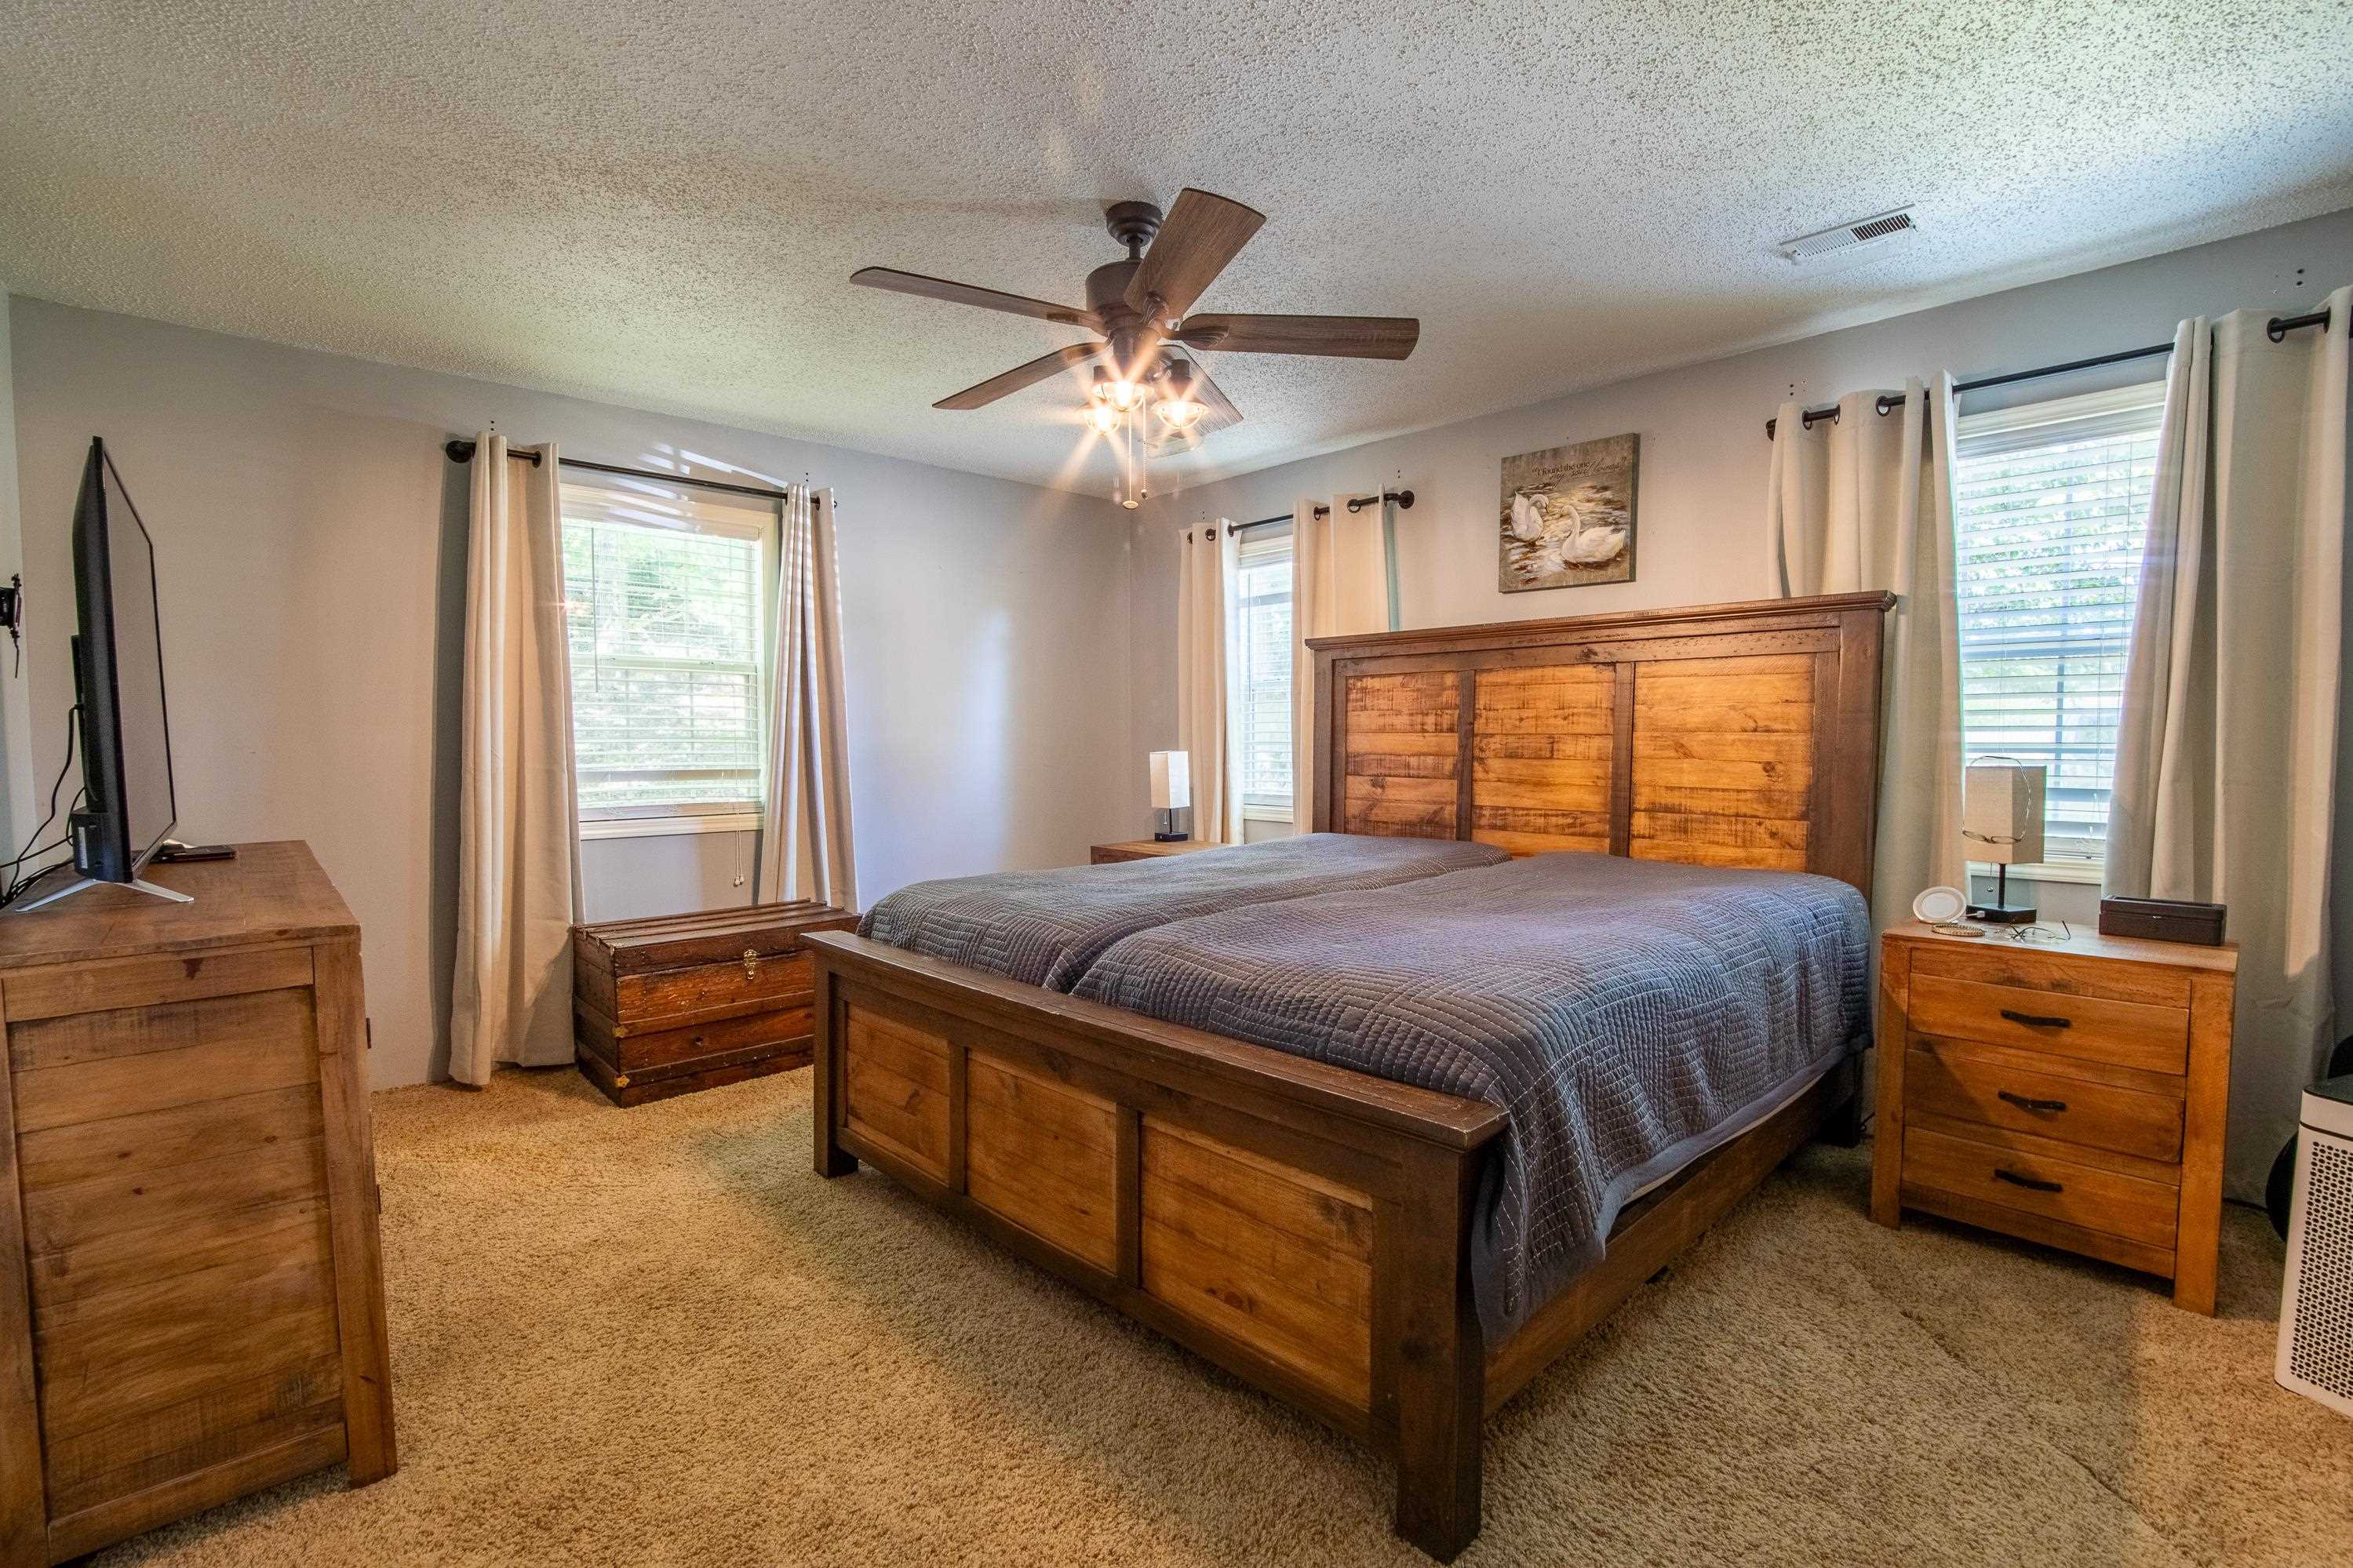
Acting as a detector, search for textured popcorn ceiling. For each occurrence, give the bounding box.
[4,2,2351,495]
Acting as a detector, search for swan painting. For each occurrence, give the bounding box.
[1508,489,1549,542]
[1497,433,1638,591]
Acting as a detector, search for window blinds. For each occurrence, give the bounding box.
[559,477,775,814]
[1233,526,1295,809]
[1952,382,2166,865]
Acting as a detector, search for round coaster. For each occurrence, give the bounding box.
[1911,885,1967,925]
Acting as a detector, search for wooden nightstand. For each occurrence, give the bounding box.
[1873,922,2238,1313]
[1089,839,1219,864]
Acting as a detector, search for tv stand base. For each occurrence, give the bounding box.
[11,875,195,912]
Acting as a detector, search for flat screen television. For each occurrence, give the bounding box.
[11,438,188,911]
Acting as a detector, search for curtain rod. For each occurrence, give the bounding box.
[441,438,808,505]
[1226,489,1415,536]
[1761,307,2337,439]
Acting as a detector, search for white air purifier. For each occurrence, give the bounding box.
[2277,1074,2353,1417]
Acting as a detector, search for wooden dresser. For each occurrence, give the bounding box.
[1873,922,2237,1312]
[573,901,857,1106]
[0,842,395,1566]
[1087,839,1218,864]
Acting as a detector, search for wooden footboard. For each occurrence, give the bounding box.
[805,930,1856,1560]
[809,930,1501,1555]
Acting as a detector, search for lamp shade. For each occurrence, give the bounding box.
[1149,750,1191,812]
[1964,762,2047,865]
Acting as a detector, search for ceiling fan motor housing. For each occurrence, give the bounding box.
[1084,259,1142,317]
[1086,257,1164,377]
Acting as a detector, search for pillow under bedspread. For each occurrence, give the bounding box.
[857,832,1511,991]
[1071,850,1870,1341]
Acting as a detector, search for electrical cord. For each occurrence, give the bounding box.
[4,835,67,869]
[3,803,81,907]
[2,706,82,904]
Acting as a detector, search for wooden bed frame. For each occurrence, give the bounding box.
[803,590,1893,1560]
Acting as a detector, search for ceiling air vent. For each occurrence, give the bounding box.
[1774,207,1918,263]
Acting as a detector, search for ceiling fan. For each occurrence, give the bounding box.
[851,189,1419,468]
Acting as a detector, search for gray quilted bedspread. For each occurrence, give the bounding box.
[1073,851,1870,1339]
[857,832,1510,991]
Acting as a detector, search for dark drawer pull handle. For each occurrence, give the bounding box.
[2000,1008,2072,1029]
[1993,1168,2063,1194]
[1998,1090,2068,1114]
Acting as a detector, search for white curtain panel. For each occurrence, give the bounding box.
[757,486,858,911]
[1291,493,1396,824]
[1765,378,1967,919]
[1177,521,1240,844]
[451,433,582,1086]
[2107,286,2351,1197]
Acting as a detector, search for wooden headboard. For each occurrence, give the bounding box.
[1307,591,1895,898]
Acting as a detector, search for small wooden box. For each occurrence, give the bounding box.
[573,901,857,1107]
[2098,896,2227,946]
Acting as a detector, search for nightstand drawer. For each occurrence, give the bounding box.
[1908,973,2189,1075]
[1903,1041,2184,1163]
[1911,943,2192,1007]
[1901,1126,2179,1250]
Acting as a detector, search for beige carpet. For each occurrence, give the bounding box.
[93,1068,2350,1567]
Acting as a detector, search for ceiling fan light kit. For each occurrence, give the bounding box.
[853,188,1422,504]
[1154,362,1207,431]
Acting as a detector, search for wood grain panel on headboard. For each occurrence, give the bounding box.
[1308,593,1895,900]
[1630,653,1815,871]
[1469,664,1613,856]
[1340,671,1462,838]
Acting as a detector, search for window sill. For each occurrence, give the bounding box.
[579,813,762,842]
[1970,859,2104,886]
[1241,802,1295,824]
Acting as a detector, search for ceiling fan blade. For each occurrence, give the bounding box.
[1177,313,1419,359]
[934,343,1104,410]
[1124,189,1266,323]
[853,267,1100,330]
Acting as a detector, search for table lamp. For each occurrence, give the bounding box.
[1149,750,1191,842]
[1963,759,2046,924]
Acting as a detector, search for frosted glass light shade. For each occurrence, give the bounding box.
[1149,750,1191,811]
[1964,762,2046,865]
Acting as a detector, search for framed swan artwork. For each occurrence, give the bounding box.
[1499,432,1639,591]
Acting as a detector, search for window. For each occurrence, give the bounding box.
[1952,380,2167,870]
[560,476,775,820]
[1233,526,1295,814]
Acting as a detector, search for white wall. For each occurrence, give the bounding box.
[7,299,1133,1088]
[579,828,756,924]
[1129,205,2353,919]
[0,297,31,852]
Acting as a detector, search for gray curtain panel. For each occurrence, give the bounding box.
[451,432,582,1085]
[1765,375,1968,922]
[1176,521,1240,844]
[2107,286,2352,1198]
[1290,493,1392,830]
[757,485,858,911]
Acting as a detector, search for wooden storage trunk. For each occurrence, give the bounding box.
[573,901,856,1107]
